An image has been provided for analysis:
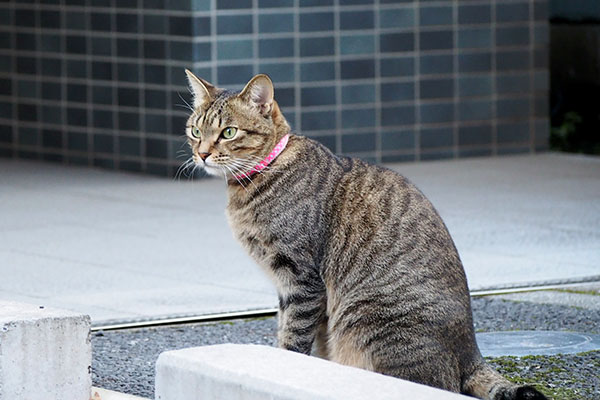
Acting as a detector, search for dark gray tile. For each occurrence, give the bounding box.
[193,42,212,61]
[496,50,530,71]
[146,138,167,159]
[458,75,492,97]
[118,87,139,107]
[496,73,530,95]
[18,103,37,122]
[420,54,453,75]
[144,15,167,34]
[218,14,253,35]
[420,30,453,50]
[217,0,252,9]
[380,57,414,77]
[91,37,111,56]
[382,153,416,163]
[40,10,60,29]
[311,135,336,152]
[119,161,142,173]
[458,147,492,158]
[420,150,454,161]
[144,39,166,59]
[497,98,529,118]
[16,33,36,51]
[119,136,140,156]
[259,62,295,82]
[218,64,254,85]
[382,105,415,126]
[218,39,253,60]
[259,38,293,58]
[458,124,492,146]
[458,52,492,72]
[534,48,548,68]
[170,16,194,36]
[342,108,375,129]
[17,80,37,99]
[301,86,336,106]
[420,102,454,124]
[17,127,37,146]
[497,122,530,144]
[458,28,492,49]
[145,89,167,109]
[259,0,294,7]
[94,133,114,154]
[42,129,62,149]
[68,132,87,152]
[259,13,293,33]
[458,99,492,121]
[119,111,140,131]
[496,26,530,47]
[379,7,414,29]
[340,0,374,4]
[15,9,35,27]
[300,36,334,57]
[42,82,61,100]
[144,65,166,84]
[341,59,375,79]
[170,41,192,61]
[93,110,113,129]
[66,35,87,54]
[300,62,335,82]
[380,32,414,53]
[380,81,414,102]
[275,87,295,108]
[535,95,548,118]
[67,107,87,126]
[67,83,87,103]
[301,110,336,131]
[0,32,12,50]
[342,84,375,104]
[496,2,529,23]
[0,78,10,96]
[340,10,374,30]
[41,105,62,125]
[117,39,138,57]
[420,127,453,148]
[91,13,112,31]
[300,0,333,6]
[458,4,491,24]
[420,78,454,99]
[534,1,549,20]
[92,86,113,105]
[382,129,414,151]
[300,12,334,32]
[0,102,12,119]
[41,58,61,77]
[117,14,138,33]
[420,6,452,26]
[340,35,374,55]
[66,11,86,30]
[92,61,113,80]
[342,132,375,153]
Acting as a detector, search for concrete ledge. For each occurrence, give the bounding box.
[155,344,469,400]
[0,301,91,400]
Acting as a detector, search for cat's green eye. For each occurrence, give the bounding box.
[191,126,201,138]
[221,127,238,140]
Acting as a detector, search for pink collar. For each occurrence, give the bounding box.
[234,134,290,180]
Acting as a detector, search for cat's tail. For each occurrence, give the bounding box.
[462,362,548,400]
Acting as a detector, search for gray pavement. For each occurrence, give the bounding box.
[1,153,599,325]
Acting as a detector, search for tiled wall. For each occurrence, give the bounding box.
[0,0,549,176]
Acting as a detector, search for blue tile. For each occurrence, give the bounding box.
[458,28,492,49]
[311,135,336,152]
[119,136,140,156]
[93,110,113,130]
[419,30,453,50]
[193,17,211,37]
[259,38,294,58]
[380,82,414,102]
[380,32,414,52]
[92,86,112,105]
[42,106,62,125]
[92,61,112,80]
[67,83,87,103]
[342,84,375,104]
[117,39,138,57]
[92,37,111,56]
[301,86,336,106]
[218,39,253,60]
[458,52,491,72]
[259,0,294,7]
[458,75,492,97]
[420,78,454,99]
[420,6,453,26]
[382,105,415,126]
[497,98,529,118]
[217,0,252,10]
[342,108,375,129]
[67,107,87,127]
[170,16,193,36]
[496,73,530,95]
[146,138,167,159]
[119,112,139,131]
[342,132,376,152]
[145,89,167,109]
[300,0,333,6]
[380,57,414,77]
[147,114,168,133]
[259,13,294,33]
[340,35,374,55]
[341,59,375,79]
[534,71,549,91]
[170,41,192,61]
[300,62,335,82]
[192,0,211,11]
[300,36,334,57]
[301,110,336,131]
[118,88,139,107]
[379,7,414,29]
[496,2,529,22]
[193,42,212,61]
[340,10,374,30]
[496,26,530,47]
[458,4,491,24]
[91,13,112,31]
[420,54,453,75]
[497,122,530,144]
[420,102,454,124]
[67,132,88,152]
[382,129,414,151]
[41,58,61,77]
[458,124,492,146]
[218,14,253,35]
[458,100,492,121]
[420,127,453,148]
[218,64,254,85]
[144,15,167,34]
[496,50,530,71]
[458,147,492,158]
[300,12,334,32]
[340,0,374,4]
[116,14,138,33]
[17,127,37,146]
[275,87,295,108]
[259,62,295,82]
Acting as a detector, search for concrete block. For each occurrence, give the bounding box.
[155,344,469,400]
[0,301,91,400]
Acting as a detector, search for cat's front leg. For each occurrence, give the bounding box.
[277,287,326,355]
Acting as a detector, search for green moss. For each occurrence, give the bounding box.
[556,288,600,296]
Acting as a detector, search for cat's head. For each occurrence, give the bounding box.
[184,70,289,178]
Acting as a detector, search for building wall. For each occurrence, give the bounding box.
[0,0,549,177]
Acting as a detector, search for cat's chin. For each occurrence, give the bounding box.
[202,164,223,177]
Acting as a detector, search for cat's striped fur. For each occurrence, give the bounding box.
[184,70,547,400]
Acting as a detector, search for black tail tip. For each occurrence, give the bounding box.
[515,386,548,400]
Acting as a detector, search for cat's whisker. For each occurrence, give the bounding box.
[177,92,194,112]
[224,164,249,192]
[174,157,194,181]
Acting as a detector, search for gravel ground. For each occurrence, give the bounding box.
[92,296,600,399]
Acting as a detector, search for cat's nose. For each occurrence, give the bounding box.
[199,152,211,161]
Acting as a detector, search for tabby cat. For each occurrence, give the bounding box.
[183,70,547,400]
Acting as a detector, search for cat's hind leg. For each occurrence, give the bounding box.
[313,317,330,359]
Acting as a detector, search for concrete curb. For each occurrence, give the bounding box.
[155,344,469,400]
[0,300,91,400]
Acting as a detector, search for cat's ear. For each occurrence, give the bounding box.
[239,74,274,117]
[185,69,215,108]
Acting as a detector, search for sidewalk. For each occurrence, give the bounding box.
[1,153,598,325]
